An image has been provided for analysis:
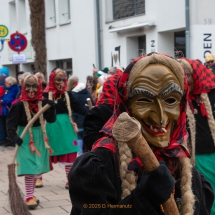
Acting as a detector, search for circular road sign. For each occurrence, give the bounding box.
[0,25,9,38]
[8,32,28,52]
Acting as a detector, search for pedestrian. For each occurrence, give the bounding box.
[83,69,122,150]
[35,72,46,90]
[204,53,215,74]
[86,75,98,104]
[43,68,88,189]
[69,53,213,215]
[0,76,20,146]
[6,74,56,209]
[179,58,215,214]
[68,75,94,155]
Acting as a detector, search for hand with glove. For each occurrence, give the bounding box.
[15,136,23,146]
[46,99,55,109]
[139,161,174,205]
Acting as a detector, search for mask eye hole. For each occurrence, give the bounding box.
[137,98,152,103]
[164,98,176,104]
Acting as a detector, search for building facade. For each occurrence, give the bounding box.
[0,0,215,81]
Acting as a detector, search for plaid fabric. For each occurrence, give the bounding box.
[43,70,68,98]
[95,69,123,107]
[20,75,43,113]
[186,59,215,94]
[93,53,190,163]
[186,59,215,118]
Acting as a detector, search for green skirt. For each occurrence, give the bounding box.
[46,113,79,156]
[196,153,215,215]
[16,126,51,176]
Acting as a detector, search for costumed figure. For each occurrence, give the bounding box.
[1,76,20,147]
[6,74,56,209]
[69,53,214,215]
[179,58,215,214]
[83,68,122,150]
[43,68,88,189]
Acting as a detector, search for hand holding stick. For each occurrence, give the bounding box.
[112,112,179,215]
[86,98,93,110]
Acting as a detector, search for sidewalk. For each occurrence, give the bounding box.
[0,146,71,215]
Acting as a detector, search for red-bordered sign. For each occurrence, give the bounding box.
[8,32,27,52]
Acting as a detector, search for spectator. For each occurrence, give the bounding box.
[67,75,79,91]
[205,53,215,74]
[86,76,97,104]
[68,76,94,155]
[0,67,9,86]
[35,72,46,90]
[0,76,20,146]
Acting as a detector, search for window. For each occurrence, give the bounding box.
[18,0,27,34]
[174,31,186,57]
[59,0,71,25]
[56,59,72,78]
[9,1,18,33]
[45,0,56,28]
[113,0,145,20]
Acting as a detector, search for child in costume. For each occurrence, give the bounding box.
[69,53,214,215]
[7,74,56,209]
[42,68,88,189]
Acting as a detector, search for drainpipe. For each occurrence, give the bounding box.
[185,0,190,58]
[96,0,102,69]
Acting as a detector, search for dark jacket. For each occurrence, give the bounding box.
[43,91,88,116]
[191,89,215,154]
[72,88,94,130]
[83,104,114,151]
[69,147,214,215]
[0,84,20,116]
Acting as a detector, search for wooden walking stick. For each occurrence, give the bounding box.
[112,112,179,215]
[86,98,93,110]
[8,104,51,215]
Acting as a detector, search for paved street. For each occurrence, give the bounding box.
[0,146,71,215]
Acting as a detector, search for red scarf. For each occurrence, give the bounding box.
[19,75,43,113]
[43,70,67,98]
[185,59,215,118]
[96,69,122,107]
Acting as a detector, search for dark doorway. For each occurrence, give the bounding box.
[174,31,186,57]
[138,35,146,56]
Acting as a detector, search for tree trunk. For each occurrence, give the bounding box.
[28,0,47,77]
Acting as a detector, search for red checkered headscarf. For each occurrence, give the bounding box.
[44,68,67,98]
[95,69,123,107]
[20,74,43,113]
[93,53,190,163]
[185,59,215,118]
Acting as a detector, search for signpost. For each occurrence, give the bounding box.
[0,25,9,52]
[12,53,27,64]
[8,32,28,53]
[0,25,9,38]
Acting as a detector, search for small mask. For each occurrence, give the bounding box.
[128,64,183,148]
[54,71,66,91]
[24,76,38,98]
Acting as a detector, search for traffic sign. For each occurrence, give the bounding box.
[0,25,9,38]
[8,32,28,52]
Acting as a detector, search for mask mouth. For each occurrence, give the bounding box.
[28,92,35,98]
[141,121,170,136]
